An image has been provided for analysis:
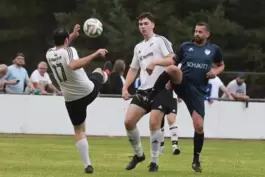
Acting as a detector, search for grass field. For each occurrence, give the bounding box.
[0,134,264,177]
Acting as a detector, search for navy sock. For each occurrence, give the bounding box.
[193,132,204,162]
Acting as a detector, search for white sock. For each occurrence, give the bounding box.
[76,138,91,168]
[150,130,162,164]
[127,128,143,157]
[169,123,179,149]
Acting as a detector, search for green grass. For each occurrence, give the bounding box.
[0,134,264,177]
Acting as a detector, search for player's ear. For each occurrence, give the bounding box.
[206,31,211,38]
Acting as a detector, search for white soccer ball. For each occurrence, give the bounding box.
[83,18,103,38]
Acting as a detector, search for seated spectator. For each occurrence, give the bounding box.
[3,53,35,94]
[222,72,249,100]
[25,61,61,95]
[205,76,233,102]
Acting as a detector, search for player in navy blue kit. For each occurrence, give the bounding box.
[144,22,225,172]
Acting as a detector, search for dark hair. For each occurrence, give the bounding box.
[15,52,25,58]
[196,22,210,32]
[52,27,69,46]
[112,59,125,73]
[137,12,155,23]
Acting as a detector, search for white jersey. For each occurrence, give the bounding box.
[130,34,173,90]
[46,47,94,102]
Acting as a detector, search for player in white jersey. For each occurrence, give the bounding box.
[46,27,108,174]
[122,12,178,172]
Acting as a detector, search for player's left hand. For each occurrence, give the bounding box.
[206,69,217,79]
[146,63,155,75]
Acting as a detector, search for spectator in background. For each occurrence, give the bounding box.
[109,60,126,94]
[3,53,35,94]
[100,60,126,94]
[0,64,8,79]
[222,72,249,100]
[205,76,233,103]
[25,61,61,95]
[0,64,8,92]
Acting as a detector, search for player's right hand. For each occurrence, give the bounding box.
[96,49,108,57]
[122,87,130,100]
[146,62,155,75]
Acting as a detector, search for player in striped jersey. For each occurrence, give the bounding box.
[46,26,109,174]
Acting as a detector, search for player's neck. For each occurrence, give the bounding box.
[194,41,207,46]
[55,45,65,50]
[143,32,154,41]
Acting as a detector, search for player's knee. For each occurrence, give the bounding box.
[165,65,182,84]
[192,111,204,133]
[167,114,176,125]
[124,116,136,130]
[149,110,164,131]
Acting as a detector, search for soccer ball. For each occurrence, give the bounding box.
[83,18,103,38]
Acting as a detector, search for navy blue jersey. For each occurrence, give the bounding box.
[174,41,223,93]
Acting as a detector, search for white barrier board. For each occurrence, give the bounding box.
[0,95,264,139]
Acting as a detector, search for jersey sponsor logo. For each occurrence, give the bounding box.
[187,62,208,70]
[139,52,154,60]
[48,55,62,62]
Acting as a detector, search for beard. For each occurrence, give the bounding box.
[236,80,243,85]
[194,36,204,44]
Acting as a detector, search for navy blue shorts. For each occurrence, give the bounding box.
[171,77,205,118]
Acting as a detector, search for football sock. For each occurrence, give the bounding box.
[127,128,143,157]
[193,132,204,162]
[150,130,162,164]
[76,138,91,168]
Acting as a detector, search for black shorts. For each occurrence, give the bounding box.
[172,77,205,118]
[130,88,177,115]
[65,72,103,126]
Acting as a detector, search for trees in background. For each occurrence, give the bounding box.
[0,0,264,97]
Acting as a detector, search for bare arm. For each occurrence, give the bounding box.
[47,84,61,94]
[123,67,139,90]
[220,85,233,99]
[65,24,80,47]
[68,49,108,70]
[26,79,35,91]
[213,61,225,75]
[152,53,175,67]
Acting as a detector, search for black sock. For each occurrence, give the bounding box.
[147,71,170,101]
[160,141,164,146]
[172,140,178,145]
[193,132,204,162]
[160,115,165,129]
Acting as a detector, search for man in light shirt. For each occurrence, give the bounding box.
[222,72,249,100]
[206,76,233,101]
[3,53,35,94]
[26,61,61,94]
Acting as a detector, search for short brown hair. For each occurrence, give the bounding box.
[137,12,155,23]
[112,59,125,73]
[196,22,210,32]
